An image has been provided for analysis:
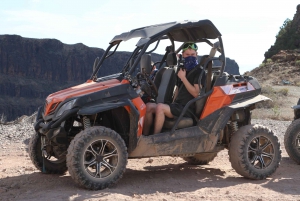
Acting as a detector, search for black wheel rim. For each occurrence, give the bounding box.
[248,136,274,169]
[84,139,119,179]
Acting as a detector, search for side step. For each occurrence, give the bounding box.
[128,126,220,158]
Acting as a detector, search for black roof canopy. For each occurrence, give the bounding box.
[110,19,222,45]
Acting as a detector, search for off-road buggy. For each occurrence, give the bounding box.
[284,98,300,164]
[29,20,281,190]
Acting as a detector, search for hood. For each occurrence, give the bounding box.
[44,79,122,116]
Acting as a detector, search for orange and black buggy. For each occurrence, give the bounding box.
[29,20,281,190]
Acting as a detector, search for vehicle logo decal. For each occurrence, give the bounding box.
[220,82,255,95]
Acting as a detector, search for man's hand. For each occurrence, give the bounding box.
[177,68,199,98]
[177,68,186,80]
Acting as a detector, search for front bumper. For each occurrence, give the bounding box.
[34,107,78,134]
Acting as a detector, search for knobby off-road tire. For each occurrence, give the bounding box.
[182,152,218,165]
[284,118,300,164]
[66,126,128,190]
[228,124,281,180]
[28,132,68,174]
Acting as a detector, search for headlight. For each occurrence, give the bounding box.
[55,99,77,118]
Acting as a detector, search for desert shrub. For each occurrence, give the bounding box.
[258,85,275,108]
[266,58,273,63]
[271,106,281,120]
[256,100,274,109]
[261,85,275,95]
[296,60,300,66]
[277,88,289,96]
[259,63,265,67]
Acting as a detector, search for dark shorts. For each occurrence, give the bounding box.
[169,102,194,118]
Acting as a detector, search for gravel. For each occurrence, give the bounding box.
[252,119,291,144]
[0,115,35,147]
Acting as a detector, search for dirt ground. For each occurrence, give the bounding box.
[1,125,300,201]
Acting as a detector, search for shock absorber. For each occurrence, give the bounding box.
[229,121,238,134]
[83,116,91,129]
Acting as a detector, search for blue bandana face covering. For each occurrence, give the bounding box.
[184,56,198,71]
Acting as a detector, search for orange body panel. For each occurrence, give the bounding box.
[44,79,121,116]
[131,97,147,137]
[200,86,235,119]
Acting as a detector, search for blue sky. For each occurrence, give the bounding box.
[0,0,299,73]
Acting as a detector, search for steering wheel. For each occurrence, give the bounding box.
[137,72,158,98]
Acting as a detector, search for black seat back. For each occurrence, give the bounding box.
[154,53,177,104]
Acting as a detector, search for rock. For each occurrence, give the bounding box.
[25,167,35,171]
[146,158,153,164]
[10,182,19,188]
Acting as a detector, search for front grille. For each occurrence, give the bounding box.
[44,100,61,116]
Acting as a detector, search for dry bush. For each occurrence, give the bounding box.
[252,107,293,121]
[255,100,274,109]
[254,85,294,120]
[278,88,289,96]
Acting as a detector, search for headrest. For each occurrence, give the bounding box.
[166,52,177,67]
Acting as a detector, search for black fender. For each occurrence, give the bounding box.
[78,99,132,115]
[198,107,233,151]
[78,99,140,153]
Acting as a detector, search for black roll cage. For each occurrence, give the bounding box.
[90,20,227,81]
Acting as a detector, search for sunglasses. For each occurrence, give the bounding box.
[182,42,198,51]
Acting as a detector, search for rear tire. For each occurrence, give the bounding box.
[228,124,281,179]
[67,126,128,190]
[284,119,300,164]
[182,152,218,165]
[28,132,67,174]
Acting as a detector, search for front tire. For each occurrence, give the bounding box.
[228,125,281,179]
[284,119,300,164]
[28,132,67,174]
[182,152,218,165]
[66,126,128,190]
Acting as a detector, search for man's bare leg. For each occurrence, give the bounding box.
[143,103,157,135]
[153,103,174,134]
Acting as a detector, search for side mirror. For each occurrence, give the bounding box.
[140,54,152,74]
